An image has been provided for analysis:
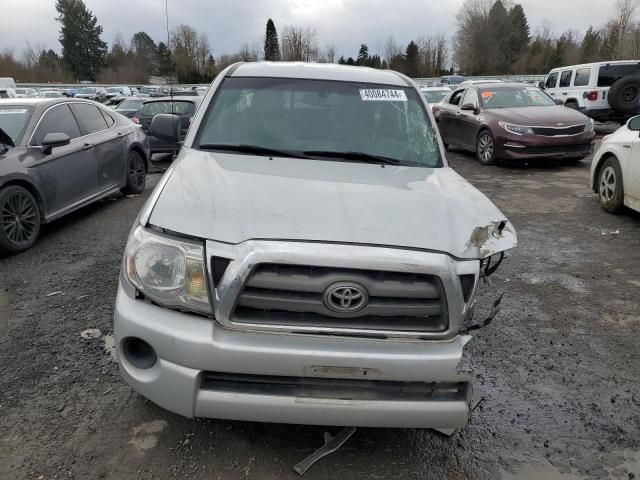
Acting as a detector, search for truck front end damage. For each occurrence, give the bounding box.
[115,222,516,429]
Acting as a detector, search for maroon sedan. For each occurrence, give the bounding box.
[433,83,596,165]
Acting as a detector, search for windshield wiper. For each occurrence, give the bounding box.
[198,143,309,159]
[303,150,404,166]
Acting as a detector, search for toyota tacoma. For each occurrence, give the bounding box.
[114,62,517,429]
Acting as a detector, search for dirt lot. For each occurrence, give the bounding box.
[1,143,639,480]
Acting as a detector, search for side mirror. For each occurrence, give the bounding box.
[628,115,640,132]
[41,132,71,155]
[461,103,478,113]
[538,81,546,89]
[150,113,181,141]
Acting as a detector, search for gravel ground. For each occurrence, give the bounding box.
[1,144,639,480]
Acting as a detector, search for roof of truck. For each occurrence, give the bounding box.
[230,62,411,87]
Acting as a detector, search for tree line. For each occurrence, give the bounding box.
[455,0,640,75]
[0,0,638,84]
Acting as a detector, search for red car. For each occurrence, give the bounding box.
[433,83,596,165]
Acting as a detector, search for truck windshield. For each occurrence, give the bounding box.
[0,106,33,144]
[196,77,442,167]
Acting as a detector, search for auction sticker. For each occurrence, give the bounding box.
[0,109,28,114]
[359,89,407,101]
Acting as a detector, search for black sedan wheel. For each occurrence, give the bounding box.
[121,151,147,195]
[0,186,41,254]
[476,130,497,165]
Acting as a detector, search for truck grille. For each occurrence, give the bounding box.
[231,264,448,333]
[532,124,586,136]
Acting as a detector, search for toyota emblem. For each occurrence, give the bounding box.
[324,282,368,313]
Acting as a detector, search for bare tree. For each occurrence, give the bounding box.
[382,35,402,64]
[171,24,199,74]
[325,44,337,63]
[613,0,639,58]
[196,33,211,74]
[281,26,319,61]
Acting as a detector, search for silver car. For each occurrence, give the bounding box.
[114,62,517,429]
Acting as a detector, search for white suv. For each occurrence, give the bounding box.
[542,61,640,123]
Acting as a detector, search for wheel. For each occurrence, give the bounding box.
[565,101,579,110]
[121,150,147,195]
[608,76,640,115]
[598,157,624,213]
[0,185,41,254]
[476,130,497,165]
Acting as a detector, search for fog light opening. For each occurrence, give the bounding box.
[123,337,157,369]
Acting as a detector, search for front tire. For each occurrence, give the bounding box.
[476,130,497,165]
[598,157,624,213]
[0,186,41,254]
[121,151,147,195]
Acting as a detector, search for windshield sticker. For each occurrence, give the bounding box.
[0,109,28,115]
[359,89,407,102]
[481,91,494,101]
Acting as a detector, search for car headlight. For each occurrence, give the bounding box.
[498,121,534,135]
[585,119,595,132]
[124,225,211,315]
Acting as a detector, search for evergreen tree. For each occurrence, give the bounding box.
[356,44,369,65]
[338,56,346,65]
[55,0,108,80]
[508,4,530,71]
[580,27,602,63]
[405,41,419,77]
[264,19,281,61]
[131,31,157,76]
[156,42,173,76]
[600,23,621,59]
[487,0,510,73]
[346,57,355,65]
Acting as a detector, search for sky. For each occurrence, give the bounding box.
[0,0,621,59]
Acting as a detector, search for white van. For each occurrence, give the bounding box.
[542,61,640,123]
[0,78,17,89]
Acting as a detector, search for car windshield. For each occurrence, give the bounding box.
[116,99,144,110]
[196,77,441,167]
[139,101,194,116]
[422,90,450,103]
[480,87,555,109]
[0,106,33,144]
[106,87,121,93]
[139,86,156,94]
[79,87,95,94]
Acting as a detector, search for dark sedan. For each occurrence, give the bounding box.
[113,97,146,118]
[434,83,596,165]
[0,98,150,254]
[133,96,202,154]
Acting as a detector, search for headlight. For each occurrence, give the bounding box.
[124,225,211,314]
[585,119,595,132]
[498,121,534,135]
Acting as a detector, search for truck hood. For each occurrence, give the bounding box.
[148,148,517,259]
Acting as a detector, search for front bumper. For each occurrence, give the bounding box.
[495,131,595,160]
[114,283,472,428]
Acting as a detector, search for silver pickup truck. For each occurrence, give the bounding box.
[114,62,517,430]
